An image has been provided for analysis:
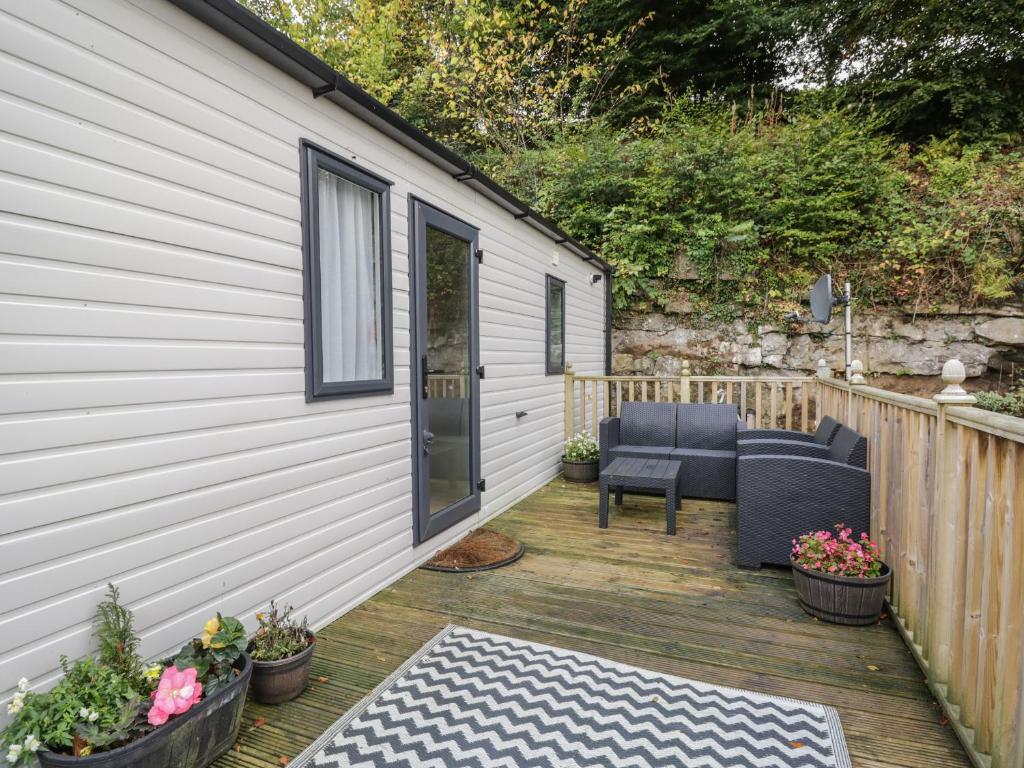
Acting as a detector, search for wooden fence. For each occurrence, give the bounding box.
[818,362,1024,768]
[564,357,1024,768]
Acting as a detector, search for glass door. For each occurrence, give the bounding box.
[411,200,480,543]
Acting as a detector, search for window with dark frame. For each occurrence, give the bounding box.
[545,275,565,375]
[301,142,393,400]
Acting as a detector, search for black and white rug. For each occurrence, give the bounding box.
[290,625,851,768]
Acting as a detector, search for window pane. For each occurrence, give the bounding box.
[547,279,564,372]
[317,168,383,383]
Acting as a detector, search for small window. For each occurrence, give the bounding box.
[301,143,393,399]
[545,275,565,375]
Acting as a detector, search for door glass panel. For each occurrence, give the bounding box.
[425,225,471,515]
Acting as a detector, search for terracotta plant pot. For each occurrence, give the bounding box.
[791,559,892,626]
[562,457,599,483]
[248,634,315,704]
[37,654,251,768]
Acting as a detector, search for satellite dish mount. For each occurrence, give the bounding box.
[810,275,854,381]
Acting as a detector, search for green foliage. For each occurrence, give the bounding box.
[975,375,1024,418]
[1,659,144,764]
[250,602,311,662]
[792,0,1024,141]
[492,99,1023,316]
[563,431,599,462]
[94,583,143,687]
[173,615,248,696]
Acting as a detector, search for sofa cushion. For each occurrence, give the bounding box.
[675,403,739,451]
[619,402,677,447]
[828,425,868,468]
[671,447,736,461]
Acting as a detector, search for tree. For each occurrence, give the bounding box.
[791,0,1024,140]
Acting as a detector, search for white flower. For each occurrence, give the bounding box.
[15,679,28,694]
[21,736,39,754]
[5,743,22,764]
[6,693,24,716]
[79,707,90,719]
[88,710,99,723]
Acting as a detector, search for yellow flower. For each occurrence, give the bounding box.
[200,616,220,648]
[143,664,163,683]
[255,613,265,623]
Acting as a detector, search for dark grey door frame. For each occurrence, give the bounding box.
[409,197,482,545]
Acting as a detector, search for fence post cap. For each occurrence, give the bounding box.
[849,359,867,385]
[565,361,574,374]
[680,360,691,376]
[816,359,832,379]
[934,358,976,404]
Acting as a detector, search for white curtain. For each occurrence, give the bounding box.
[318,169,382,382]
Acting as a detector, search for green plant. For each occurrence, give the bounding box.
[1,658,144,764]
[172,615,248,696]
[250,602,311,663]
[975,386,1024,418]
[94,583,143,687]
[563,431,600,462]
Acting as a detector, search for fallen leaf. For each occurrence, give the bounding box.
[789,741,805,749]
[867,665,880,671]
[250,717,267,730]
[376,656,387,662]
[318,676,329,683]
[940,715,950,727]
[279,757,289,766]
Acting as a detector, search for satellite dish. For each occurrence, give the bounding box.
[810,274,834,323]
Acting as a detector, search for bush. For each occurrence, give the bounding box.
[563,432,599,462]
[975,388,1024,418]
[249,602,310,663]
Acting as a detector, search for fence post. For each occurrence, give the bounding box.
[564,361,575,440]
[680,360,691,404]
[926,359,976,685]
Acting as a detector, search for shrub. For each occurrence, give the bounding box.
[791,524,884,578]
[975,388,1024,418]
[563,432,599,462]
[249,602,311,663]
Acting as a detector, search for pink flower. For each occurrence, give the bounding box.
[148,666,202,726]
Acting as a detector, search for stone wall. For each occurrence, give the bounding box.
[613,303,1024,380]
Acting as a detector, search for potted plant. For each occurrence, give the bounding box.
[791,525,892,626]
[562,431,599,483]
[247,602,315,704]
[1,585,251,768]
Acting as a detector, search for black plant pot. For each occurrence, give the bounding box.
[791,559,892,626]
[562,458,599,483]
[37,654,251,768]
[248,634,315,704]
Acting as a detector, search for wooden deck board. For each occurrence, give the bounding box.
[214,479,969,767]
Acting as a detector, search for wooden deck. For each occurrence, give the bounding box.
[215,479,969,768]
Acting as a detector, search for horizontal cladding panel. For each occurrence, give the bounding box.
[0,215,302,294]
[0,49,297,195]
[0,133,299,245]
[0,337,303,374]
[0,297,301,344]
[0,256,302,319]
[0,421,411,534]
[0,6,297,170]
[0,468,411,646]
[0,174,298,268]
[0,402,410,495]
[0,442,410,575]
[0,91,297,219]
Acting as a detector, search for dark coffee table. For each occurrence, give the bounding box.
[599,457,684,535]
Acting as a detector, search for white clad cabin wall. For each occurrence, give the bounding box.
[0,0,605,709]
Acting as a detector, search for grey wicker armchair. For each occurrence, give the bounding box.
[736,425,869,568]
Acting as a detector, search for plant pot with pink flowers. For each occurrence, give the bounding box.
[1,585,251,768]
[790,525,891,626]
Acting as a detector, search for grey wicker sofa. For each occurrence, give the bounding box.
[736,415,842,460]
[599,402,739,501]
[736,424,870,568]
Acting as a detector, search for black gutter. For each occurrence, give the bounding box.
[166,0,613,276]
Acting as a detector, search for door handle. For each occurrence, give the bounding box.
[421,355,429,398]
[422,430,434,455]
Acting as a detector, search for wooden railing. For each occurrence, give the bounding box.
[818,361,1024,768]
[565,357,1024,768]
[563,361,816,439]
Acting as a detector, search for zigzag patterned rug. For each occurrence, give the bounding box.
[289,625,851,768]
